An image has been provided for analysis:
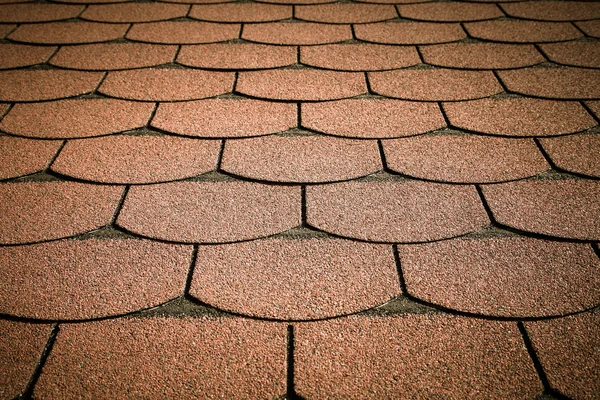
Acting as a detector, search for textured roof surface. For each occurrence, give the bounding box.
[0,0,599,399]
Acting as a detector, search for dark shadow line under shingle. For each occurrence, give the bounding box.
[517,322,575,400]
[21,323,59,400]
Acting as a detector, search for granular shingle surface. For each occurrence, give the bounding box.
[221,134,381,183]
[295,315,542,399]
[307,180,489,242]
[0,70,103,101]
[36,318,287,399]
[52,135,221,184]
[0,239,193,320]
[443,97,596,137]
[399,238,600,317]
[0,321,52,399]
[99,69,234,101]
[0,99,154,139]
[383,135,549,183]
[0,182,123,244]
[127,21,240,44]
[526,312,600,399]
[8,22,128,44]
[482,179,600,240]
[369,69,502,101]
[1,1,599,398]
[152,98,296,137]
[191,238,399,319]
[0,137,61,180]
[302,99,445,138]
[117,181,301,243]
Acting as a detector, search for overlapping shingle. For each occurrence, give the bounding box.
[383,135,548,183]
[443,97,596,137]
[296,315,542,399]
[0,137,61,180]
[177,43,296,70]
[302,99,445,138]
[152,99,296,138]
[0,239,193,320]
[482,179,600,240]
[8,22,128,44]
[464,20,582,43]
[127,21,240,44]
[242,21,352,45]
[36,318,287,399]
[300,43,420,71]
[0,99,154,139]
[99,69,234,101]
[399,238,600,317]
[0,70,103,101]
[0,321,52,400]
[81,3,189,22]
[307,180,489,243]
[0,182,122,244]
[237,69,366,101]
[221,135,381,183]
[191,239,399,319]
[355,21,466,44]
[52,135,221,184]
[369,69,502,101]
[117,181,301,243]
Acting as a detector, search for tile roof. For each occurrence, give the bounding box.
[0,0,598,398]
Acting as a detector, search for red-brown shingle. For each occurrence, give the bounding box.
[0,321,52,399]
[464,20,582,43]
[0,137,61,180]
[243,21,352,45]
[8,22,127,44]
[307,180,489,243]
[526,313,600,400]
[0,182,122,244]
[355,21,466,44]
[100,69,234,101]
[539,42,600,68]
[0,44,55,69]
[189,3,291,22]
[302,99,445,139]
[0,99,154,139]
[384,135,548,183]
[399,238,600,317]
[127,21,240,44]
[36,318,287,399]
[0,4,83,22]
[501,1,600,22]
[498,67,600,99]
[301,44,420,71]
[0,239,193,320]
[482,179,600,240]
[221,135,381,183]
[81,3,189,22]
[539,134,600,178]
[50,43,176,70]
[52,135,221,184]
[191,238,399,319]
[420,43,544,69]
[0,70,103,102]
[295,3,397,23]
[117,181,301,243]
[178,43,296,70]
[369,69,501,101]
[152,99,296,138]
[398,2,503,22]
[296,315,542,399]
[237,69,366,101]
[443,98,596,137]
